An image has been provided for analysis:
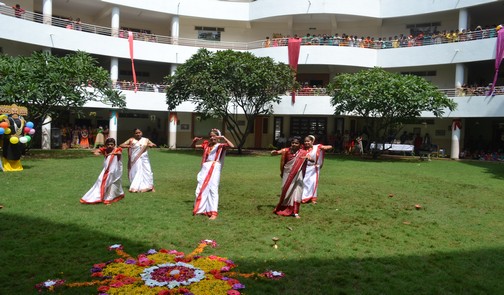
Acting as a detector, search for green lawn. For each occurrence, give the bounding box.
[1,149,504,294]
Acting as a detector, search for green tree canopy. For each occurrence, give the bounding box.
[165,48,295,153]
[0,51,125,126]
[327,67,457,146]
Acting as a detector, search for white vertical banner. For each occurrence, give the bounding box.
[169,112,177,149]
[41,116,51,150]
[109,110,118,143]
[451,119,462,160]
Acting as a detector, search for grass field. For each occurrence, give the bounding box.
[1,149,504,294]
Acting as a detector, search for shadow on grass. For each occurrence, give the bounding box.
[158,148,272,157]
[1,212,504,295]
[457,159,504,180]
[23,149,93,160]
[325,153,421,163]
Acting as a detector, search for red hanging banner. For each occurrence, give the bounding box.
[128,32,138,93]
[288,37,301,104]
[490,28,504,95]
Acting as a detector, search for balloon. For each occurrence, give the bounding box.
[19,136,28,144]
[24,127,31,133]
[29,128,36,135]
[0,127,4,135]
[4,128,11,135]
[0,114,7,121]
[25,135,31,142]
[26,121,34,128]
[10,136,19,144]
[0,122,7,128]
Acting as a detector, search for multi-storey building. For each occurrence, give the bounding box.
[1,0,503,155]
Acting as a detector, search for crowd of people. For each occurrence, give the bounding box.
[266,24,501,49]
[60,125,110,150]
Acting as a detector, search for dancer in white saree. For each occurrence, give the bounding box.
[80,138,125,204]
[120,128,156,193]
[192,129,234,220]
[302,135,332,204]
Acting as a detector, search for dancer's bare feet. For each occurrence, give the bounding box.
[294,214,301,219]
[209,215,217,220]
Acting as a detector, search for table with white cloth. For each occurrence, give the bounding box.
[369,143,415,155]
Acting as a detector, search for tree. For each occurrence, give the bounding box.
[165,48,295,153]
[327,67,456,154]
[0,51,125,127]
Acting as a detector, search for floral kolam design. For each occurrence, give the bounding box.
[35,240,284,294]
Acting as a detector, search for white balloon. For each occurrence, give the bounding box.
[19,136,28,144]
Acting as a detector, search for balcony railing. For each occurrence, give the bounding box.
[113,81,504,97]
[0,5,498,51]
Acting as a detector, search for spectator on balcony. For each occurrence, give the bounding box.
[302,33,312,45]
[74,17,82,31]
[474,26,483,39]
[264,36,271,48]
[12,4,25,18]
[66,17,74,29]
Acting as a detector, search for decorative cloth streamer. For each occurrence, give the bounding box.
[288,37,301,104]
[489,29,504,95]
[128,32,138,93]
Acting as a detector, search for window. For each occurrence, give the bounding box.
[401,71,436,77]
[262,118,269,134]
[290,117,328,143]
[195,26,224,41]
[406,22,441,36]
[273,117,284,142]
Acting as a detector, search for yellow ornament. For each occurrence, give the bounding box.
[4,128,11,134]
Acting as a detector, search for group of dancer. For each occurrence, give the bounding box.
[80,127,332,220]
[271,135,332,218]
[80,128,156,205]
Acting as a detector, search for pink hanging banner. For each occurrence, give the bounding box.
[128,32,138,93]
[490,29,504,95]
[288,37,301,104]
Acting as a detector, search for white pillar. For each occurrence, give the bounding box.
[168,112,177,149]
[170,64,178,76]
[451,119,461,160]
[458,8,468,30]
[111,7,120,37]
[41,116,51,150]
[109,110,118,143]
[110,57,119,85]
[171,16,179,45]
[42,0,52,25]
[455,63,465,87]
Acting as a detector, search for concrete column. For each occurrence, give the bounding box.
[451,119,462,160]
[171,16,179,45]
[168,112,177,149]
[458,8,468,30]
[41,116,51,150]
[42,0,52,25]
[109,110,118,143]
[455,63,465,95]
[170,64,178,76]
[111,7,120,37]
[110,57,119,86]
